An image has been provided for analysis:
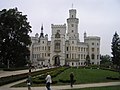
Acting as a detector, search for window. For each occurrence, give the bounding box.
[66,54,69,58]
[84,48,85,52]
[43,41,44,43]
[72,30,74,33]
[72,15,73,18]
[92,42,94,45]
[81,47,83,52]
[55,33,60,38]
[55,42,60,50]
[67,47,69,51]
[71,24,74,27]
[97,43,99,45]
[75,47,77,51]
[78,47,80,51]
[42,53,44,58]
[42,46,44,50]
[91,54,95,59]
[48,46,50,51]
[81,54,83,59]
[97,55,99,59]
[97,48,99,52]
[72,41,74,44]
[78,54,80,59]
[55,31,60,38]
[92,48,95,52]
[84,54,86,59]
[48,53,50,57]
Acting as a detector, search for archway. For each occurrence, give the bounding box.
[54,56,60,66]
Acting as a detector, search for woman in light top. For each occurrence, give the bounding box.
[45,73,52,90]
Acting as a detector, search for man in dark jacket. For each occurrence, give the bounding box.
[70,72,74,87]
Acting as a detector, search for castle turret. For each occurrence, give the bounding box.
[67,9,79,41]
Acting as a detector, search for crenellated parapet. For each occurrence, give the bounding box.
[51,24,66,28]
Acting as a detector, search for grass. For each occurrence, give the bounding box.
[13,67,120,87]
[53,67,120,84]
[64,85,120,90]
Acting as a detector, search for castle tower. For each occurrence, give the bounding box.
[50,24,66,66]
[67,9,79,41]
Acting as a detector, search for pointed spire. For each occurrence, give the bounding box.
[41,24,43,32]
[40,24,44,38]
[84,31,87,38]
[72,3,73,9]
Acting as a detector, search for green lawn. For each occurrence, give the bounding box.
[65,85,120,90]
[13,67,120,87]
[53,67,120,84]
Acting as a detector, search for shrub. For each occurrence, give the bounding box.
[106,76,120,80]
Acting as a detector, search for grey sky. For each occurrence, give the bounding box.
[0,0,120,55]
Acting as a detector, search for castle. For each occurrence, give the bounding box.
[30,8,100,67]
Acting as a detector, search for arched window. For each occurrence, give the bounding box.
[55,32,60,38]
[55,42,60,50]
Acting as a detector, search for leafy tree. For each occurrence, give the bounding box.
[100,55,112,68]
[85,55,91,66]
[0,8,32,68]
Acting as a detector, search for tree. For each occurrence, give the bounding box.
[85,55,91,66]
[0,8,32,68]
[100,55,112,68]
[111,32,120,66]
[111,32,120,77]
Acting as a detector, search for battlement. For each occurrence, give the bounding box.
[85,36,100,40]
[51,24,66,28]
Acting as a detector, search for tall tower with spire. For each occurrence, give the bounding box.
[67,9,79,41]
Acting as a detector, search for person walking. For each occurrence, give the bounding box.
[70,72,74,87]
[27,75,32,90]
[45,72,52,90]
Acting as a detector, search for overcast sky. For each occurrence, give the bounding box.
[0,0,120,56]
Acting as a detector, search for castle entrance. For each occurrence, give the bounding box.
[54,55,60,66]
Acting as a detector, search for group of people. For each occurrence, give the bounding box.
[27,72,74,90]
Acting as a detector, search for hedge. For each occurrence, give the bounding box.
[0,67,62,86]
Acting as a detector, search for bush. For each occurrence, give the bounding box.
[106,76,120,80]
[59,79,76,83]
[0,67,63,86]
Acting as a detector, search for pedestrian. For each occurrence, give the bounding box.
[45,72,52,90]
[27,75,32,90]
[70,72,74,87]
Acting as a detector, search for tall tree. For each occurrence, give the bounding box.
[111,32,120,73]
[111,32,120,65]
[0,8,32,68]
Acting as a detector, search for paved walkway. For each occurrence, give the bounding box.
[0,68,47,78]
[1,81,120,90]
[0,68,120,90]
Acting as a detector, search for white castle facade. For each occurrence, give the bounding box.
[30,9,100,67]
